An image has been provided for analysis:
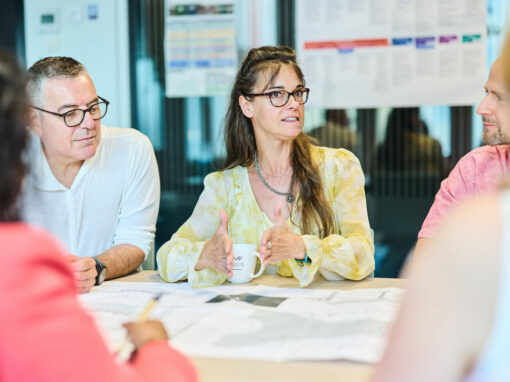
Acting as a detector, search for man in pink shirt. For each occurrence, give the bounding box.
[416,58,510,252]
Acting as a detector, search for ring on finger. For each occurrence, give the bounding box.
[267,240,272,249]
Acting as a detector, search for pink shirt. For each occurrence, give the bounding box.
[419,145,510,238]
[0,223,197,382]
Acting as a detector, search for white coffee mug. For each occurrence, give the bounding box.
[228,244,265,283]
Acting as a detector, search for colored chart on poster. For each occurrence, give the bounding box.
[296,0,487,107]
[164,0,237,97]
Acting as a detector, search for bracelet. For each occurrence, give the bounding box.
[295,252,311,267]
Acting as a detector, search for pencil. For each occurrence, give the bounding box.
[115,292,164,356]
[137,292,163,321]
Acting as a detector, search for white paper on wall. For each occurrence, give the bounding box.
[164,0,237,97]
[295,0,487,108]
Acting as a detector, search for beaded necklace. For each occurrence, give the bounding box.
[254,151,294,203]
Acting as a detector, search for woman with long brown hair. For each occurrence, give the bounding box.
[158,46,374,287]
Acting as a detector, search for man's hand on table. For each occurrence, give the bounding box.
[66,254,97,294]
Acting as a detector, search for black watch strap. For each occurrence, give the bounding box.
[93,257,107,285]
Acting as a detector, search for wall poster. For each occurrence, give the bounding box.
[296,0,487,108]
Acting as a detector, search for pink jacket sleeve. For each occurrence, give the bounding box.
[0,224,197,382]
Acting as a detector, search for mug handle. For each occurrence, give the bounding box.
[250,252,265,279]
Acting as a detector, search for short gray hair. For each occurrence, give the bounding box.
[27,56,88,106]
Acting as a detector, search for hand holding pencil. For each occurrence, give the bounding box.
[122,320,169,350]
[119,293,167,353]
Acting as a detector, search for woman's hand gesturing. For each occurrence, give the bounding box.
[259,204,306,265]
[195,209,233,277]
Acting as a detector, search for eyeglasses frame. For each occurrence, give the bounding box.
[245,88,310,107]
[32,96,110,127]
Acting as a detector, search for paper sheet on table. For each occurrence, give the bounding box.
[79,282,404,363]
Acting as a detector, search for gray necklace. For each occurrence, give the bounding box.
[254,151,294,203]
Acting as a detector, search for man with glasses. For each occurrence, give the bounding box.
[23,56,160,293]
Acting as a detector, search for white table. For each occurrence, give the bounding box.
[116,271,406,382]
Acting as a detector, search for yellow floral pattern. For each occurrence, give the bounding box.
[157,146,375,288]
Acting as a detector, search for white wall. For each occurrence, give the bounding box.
[24,0,131,128]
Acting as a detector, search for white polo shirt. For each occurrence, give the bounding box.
[21,125,160,258]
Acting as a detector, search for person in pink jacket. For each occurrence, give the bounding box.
[0,51,197,382]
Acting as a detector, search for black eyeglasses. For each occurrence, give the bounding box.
[245,88,310,107]
[32,96,110,127]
